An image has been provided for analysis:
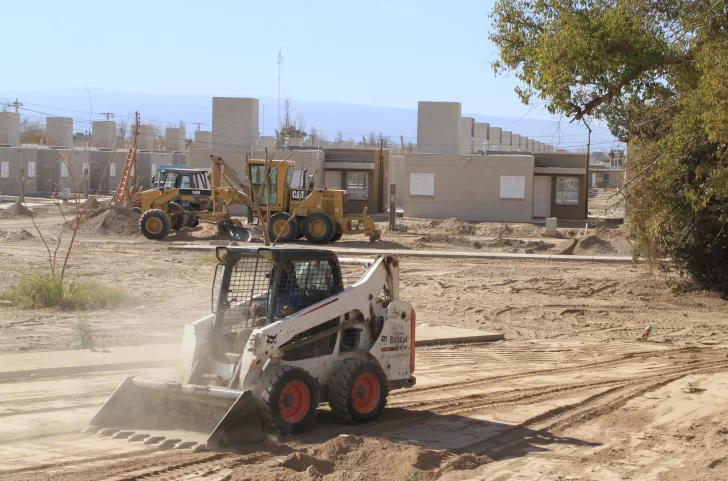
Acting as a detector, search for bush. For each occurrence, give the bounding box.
[1,273,125,310]
[73,311,95,349]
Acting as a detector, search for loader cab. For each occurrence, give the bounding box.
[159,168,211,192]
[213,247,344,334]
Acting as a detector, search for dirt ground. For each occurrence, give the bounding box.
[1,204,727,480]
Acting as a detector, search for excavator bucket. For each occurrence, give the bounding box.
[88,378,263,449]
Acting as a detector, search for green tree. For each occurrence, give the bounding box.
[490,0,728,291]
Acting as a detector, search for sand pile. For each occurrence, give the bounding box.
[0,202,35,218]
[476,222,545,238]
[0,229,34,241]
[67,206,140,236]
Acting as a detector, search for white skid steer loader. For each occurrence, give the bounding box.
[88,246,416,449]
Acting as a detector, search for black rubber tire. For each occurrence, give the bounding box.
[269,212,298,243]
[139,209,171,240]
[185,215,199,228]
[330,228,343,242]
[302,212,336,244]
[328,358,388,424]
[258,365,319,435]
[132,207,141,216]
[168,202,185,231]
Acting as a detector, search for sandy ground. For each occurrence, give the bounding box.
[1,203,727,480]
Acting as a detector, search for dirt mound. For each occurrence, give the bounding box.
[0,202,35,218]
[0,229,34,241]
[423,218,477,235]
[440,453,492,472]
[84,197,102,210]
[317,434,365,458]
[574,234,617,255]
[476,222,544,238]
[419,234,482,250]
[68,206,140,236]
[279,452,333,474]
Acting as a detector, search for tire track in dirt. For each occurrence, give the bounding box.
[450,358,728,459]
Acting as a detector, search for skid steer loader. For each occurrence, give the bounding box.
[88,247,416,449]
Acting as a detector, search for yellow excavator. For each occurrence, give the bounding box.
[131,155,381,244]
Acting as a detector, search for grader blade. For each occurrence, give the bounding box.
[88,377,263,449]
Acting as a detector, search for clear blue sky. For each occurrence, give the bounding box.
[1,0,543,118]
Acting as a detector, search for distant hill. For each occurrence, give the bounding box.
[1,88,618,150]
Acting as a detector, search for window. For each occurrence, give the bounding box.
[347,172,368,200]
[603,174,610,184]
[556,176,580,205]
[249,164,278,205]
[27,161,37,178]
[285,166,295,188]
[291,171,304,188]
[0,162,9,179]
[500,176,525,199]
[61,163,69,179]
[410,173,435,196]
[109,162,116,178]
[163,172,178,189]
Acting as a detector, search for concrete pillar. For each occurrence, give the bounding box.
[92,121,116,149]
[417,101,461,154]
[474,122,489,153]
[138,124,154,151]
[46,117,73,148]
[520,136,529,152]
[488,126,502,151]
[501,131,513,151]
[0,112,20,147]
[194,130,212,148]
[165,127,186,152]
[212,97,260,151]
[528,139,535,152]
[458,117,474,154]
[512,134,521,152]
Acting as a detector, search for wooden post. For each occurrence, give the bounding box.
[389,184,396,231]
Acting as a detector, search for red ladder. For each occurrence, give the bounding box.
[113,148,136,206]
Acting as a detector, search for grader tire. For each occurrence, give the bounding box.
[140,209,171,240]
[269,212,298,243]
[169,202,186,231]
[302,212,336,244]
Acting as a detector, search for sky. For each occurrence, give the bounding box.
[0,0,536,118]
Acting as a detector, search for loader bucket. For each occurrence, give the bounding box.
[89,377,263,449]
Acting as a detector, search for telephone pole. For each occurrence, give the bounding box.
[100,112,115,121]
[193,122,205,131]
[277,48,283,131]
[7,98,23,113]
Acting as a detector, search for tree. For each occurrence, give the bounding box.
[406,141,414,153]
[20,118,46,144]
[335,131,344,143]
[277,98,307,141]
[490,0,728,292]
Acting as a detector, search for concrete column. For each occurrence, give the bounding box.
[212,97,260,151]
[416,101,461,154]
[0,112,20,147]
[92,121,116,149]
[46,117,73,148]
[138,124,154,151]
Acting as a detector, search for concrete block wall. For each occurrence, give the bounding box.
[165,127,186,152]
[0,112,20,147]
[458,117,474,154]
[511,134,521,152]
[528,139,535,152]
[0,147,22,195]
[417,101,461,154]
[258,136,276,149]
[46,117,73,148]
[138,125,154,151]
[212,97,259,151]
[403,153,535,222]
[92,121,116,149]
[520,136,530,151]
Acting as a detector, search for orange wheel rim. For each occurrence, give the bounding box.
[279,380,310,423]
[352,373,380,414]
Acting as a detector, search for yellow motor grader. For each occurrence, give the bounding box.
[132,155,381,244]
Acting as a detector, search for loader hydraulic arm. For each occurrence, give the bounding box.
[210,155,253,210]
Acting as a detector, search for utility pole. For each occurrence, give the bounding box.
[8,98,23,113]
[193,122,205,131]
[277,48,283,132]
[100,112,115,121]
[400,135,405,156]
[584,119,592,220]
